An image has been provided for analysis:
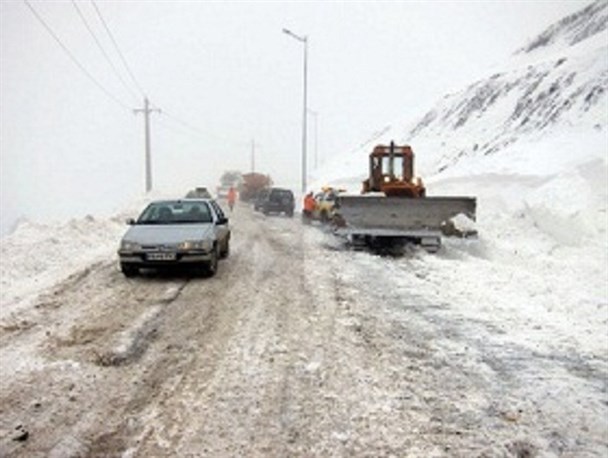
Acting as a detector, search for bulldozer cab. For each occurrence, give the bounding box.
[363,142,424,197]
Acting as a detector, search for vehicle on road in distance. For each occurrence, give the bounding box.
[313,186,345,223]
[217,170,242,200]
[117,198,230,277]
[257,187,295,217]
[185,187,212,198]
[216,185,230,199]
[253,188,270,211]
[239,172,272,202]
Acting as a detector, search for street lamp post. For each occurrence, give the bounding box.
[283,28,308,194]
[307,108,318,169]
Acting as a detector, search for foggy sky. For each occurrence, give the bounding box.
[0,0,585,235]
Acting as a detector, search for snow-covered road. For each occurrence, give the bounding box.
[0,204,606,457]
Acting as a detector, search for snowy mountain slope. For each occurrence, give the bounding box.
[408,1,608,254]
[518,0,607,54]
[313,1,607,188]
[409,33,606,176]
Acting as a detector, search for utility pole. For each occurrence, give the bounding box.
[251,139,256,173]
[302,37,308,193]
[134,97,160,192]
[314,113,318,168]
[308,109,318,168]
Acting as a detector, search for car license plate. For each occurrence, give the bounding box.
[147,252,176,261]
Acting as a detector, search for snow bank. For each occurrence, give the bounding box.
[0,216,121,320]
[410,127,607,356]
[427,128,607,245]
[0,193,161,320]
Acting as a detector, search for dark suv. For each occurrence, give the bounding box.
[253,188,270,212]
[258,187,295,217]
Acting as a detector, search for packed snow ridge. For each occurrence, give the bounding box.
[519,0,608,54]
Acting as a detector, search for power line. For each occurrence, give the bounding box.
[78,1,243,151]
[157,112,235,147]
[153,107,254,159]
[91,0,146,98]
[158,108,250,150]
[71,0,139,103]
[27,0,248,161]
[23,0,130,110]
[161,109,211,138]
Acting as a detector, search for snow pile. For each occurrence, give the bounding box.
[0,216,121,319]
[0,193,159,319]
[449,213,477,234]
[426,128,608,245]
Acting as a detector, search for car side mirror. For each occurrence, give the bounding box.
[126,218,136,225]
[217,217,228,225]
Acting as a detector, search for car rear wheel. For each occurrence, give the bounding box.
[120,263,138,278]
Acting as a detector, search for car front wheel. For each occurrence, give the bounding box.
[220,239,230,259]
[204,245,219,277]
[120,263,138,278]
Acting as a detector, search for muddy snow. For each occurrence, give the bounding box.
[0,202,606,457]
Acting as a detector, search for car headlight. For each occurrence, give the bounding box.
[120,240,141,251]
[178,240,212,251]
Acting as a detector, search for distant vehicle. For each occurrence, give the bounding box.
[239,172,272,202]
[313,187,345,223]
[185,187,212,199]
[253,188,270,212]
[217,170,242,199]
[216,185,230,199]
[257,187,295,217]
[117,198,230,277]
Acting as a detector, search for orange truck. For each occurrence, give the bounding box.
[239,172,273,202]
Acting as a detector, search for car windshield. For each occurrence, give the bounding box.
[271,190,292,201]
[137,201,213,224]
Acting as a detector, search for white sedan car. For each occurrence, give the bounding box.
[117,199,230,277]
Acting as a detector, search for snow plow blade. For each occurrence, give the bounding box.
[333,195,477,249]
